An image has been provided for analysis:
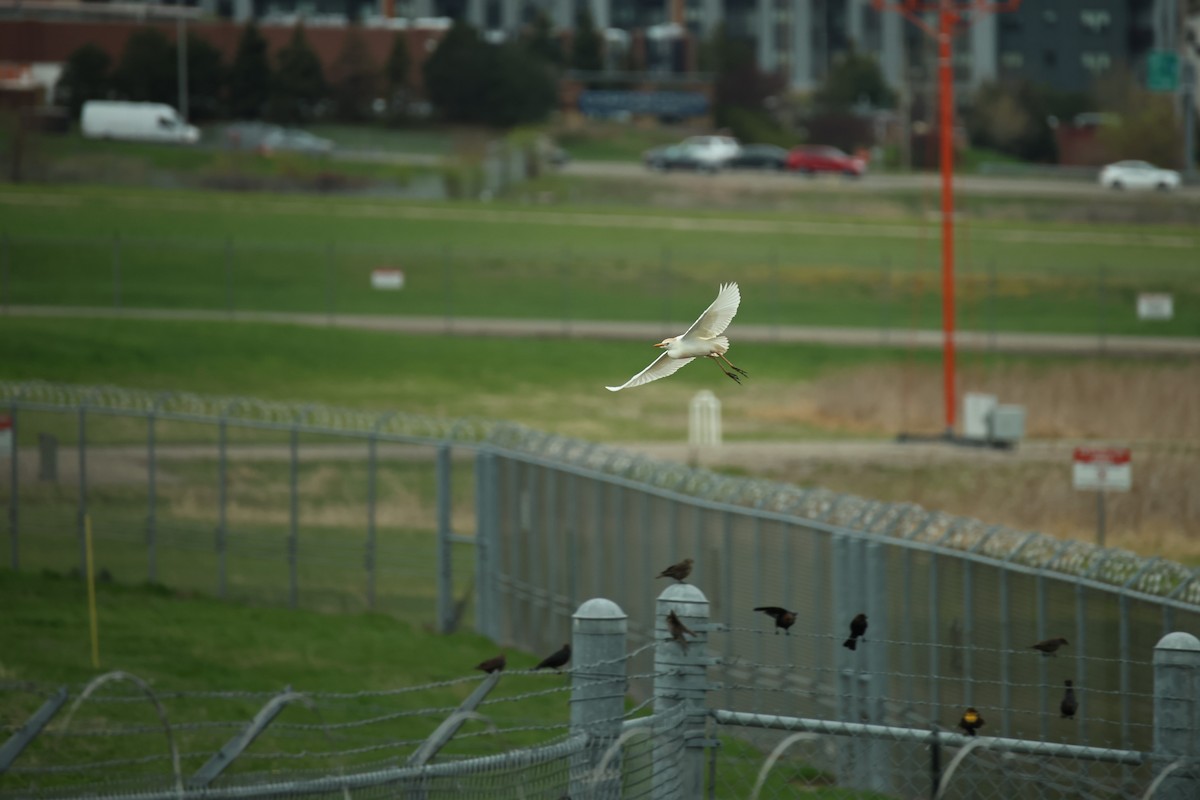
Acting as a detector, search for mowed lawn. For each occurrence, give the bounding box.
[1,185,1197,337]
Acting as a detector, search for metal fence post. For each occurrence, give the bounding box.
[473,449,496,640]
[8,404,18,570]
[216,414,228,599]
[146,411,157,583]
[112,234,121,311]
[225,237,234,317]
[568,597,628,800]
[864,540,891,795]
[366,434,378,611]
[436,444,452,634]
[1152,632,1200,798]
[654,582,710,800]
[833,534,855,784]
[76,402,89,575]
[1,232,9,313]
[288,424,299,610]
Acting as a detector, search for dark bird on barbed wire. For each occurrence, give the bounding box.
[657,558,694,583]
[666,610,696,654]
[475,653,506,674]
[958,707,985,737]
[1060,680,1078,720]
[536,643,571,671]
[843,613,868,650]
[1031,637,1069,657]
[754,606,797,635]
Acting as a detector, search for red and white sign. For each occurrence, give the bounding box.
[0,415,11,458]
[1072,447,1131,492]
[371,269,405,290]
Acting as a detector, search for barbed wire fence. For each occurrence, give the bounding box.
[4,381,1200,797]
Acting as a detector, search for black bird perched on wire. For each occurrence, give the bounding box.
[666,610,696,654]
[958,708,985,737]
[843,613,868,650]
[475,653,506,674]
[535,643,571,671]
[754,606,797,635]
[1031,637,1069,657]
[1060,679,1078,719]
[657,558,694,583]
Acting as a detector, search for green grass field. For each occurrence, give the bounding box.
[1,184,1197,337]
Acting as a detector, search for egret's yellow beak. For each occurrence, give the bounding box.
[653,342,667,348]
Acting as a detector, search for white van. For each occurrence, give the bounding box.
[80,101,200,144]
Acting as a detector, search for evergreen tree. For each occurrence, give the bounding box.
[330,23,379,121]
[228,21,271,119]
[423,18,491,122]
[570,8,604,73]
[267,25,327,123]
[523,10,563,67]
[384,32,410,110]
[423,18,556,127]
[57,43,112,118]
[174,33,226,120]
[112,28,176,104]
[815,49,894,110]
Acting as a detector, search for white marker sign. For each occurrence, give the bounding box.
[371,269,405,290]
[1072,447,1131,492]
[1137,293,1173,320]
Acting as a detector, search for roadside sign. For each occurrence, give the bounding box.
[371,269,405,290]
[1147,50,1179,92]
[1072,447,1131,492]
[1137,293,1174,320]
[0,415,11,459]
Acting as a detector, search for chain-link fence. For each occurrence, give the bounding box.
[4,381,1200,796]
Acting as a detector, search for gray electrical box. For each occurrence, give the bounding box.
[989,405,1025,445]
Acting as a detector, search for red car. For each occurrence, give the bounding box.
[786,145,867,177]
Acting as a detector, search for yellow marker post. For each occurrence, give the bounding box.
[84,514,100,668]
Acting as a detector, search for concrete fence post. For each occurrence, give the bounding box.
[569,597,628,800]
[1152,632,1200,799]
[653,582,711,800]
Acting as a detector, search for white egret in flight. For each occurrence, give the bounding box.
[606,282,746,392]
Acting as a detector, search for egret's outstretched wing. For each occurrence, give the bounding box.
[682,282,740,341]
[606,354,695,392]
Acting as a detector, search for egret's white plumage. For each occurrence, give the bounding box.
[606,282,746,392]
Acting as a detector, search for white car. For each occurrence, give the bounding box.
[679,135,741,169]
[1098,160,1181,191]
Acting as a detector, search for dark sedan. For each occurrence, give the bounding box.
[726,144,788,171]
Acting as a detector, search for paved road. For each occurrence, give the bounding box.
[338,149,1200,201]
[7,305,1200,357]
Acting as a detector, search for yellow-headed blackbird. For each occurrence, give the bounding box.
[843,613,868,650]
[475,653,506,673]
[666,610,696,653]
[754,606,797,635]
[1060,679,1078,719]
[958,707,985,736]
[657,558,694,582]
[535,643,571,671]
[1031,637,1069,657]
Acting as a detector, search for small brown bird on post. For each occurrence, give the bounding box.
[754,606,797,635]
[1060,679,1078,719]
[958,707,985,736]
[843,613,868,650]
[666,610,696,653]
[535,643,571,671]
[475,653,506,674]
[657,558,694,583]
[1031,637,1069,657]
